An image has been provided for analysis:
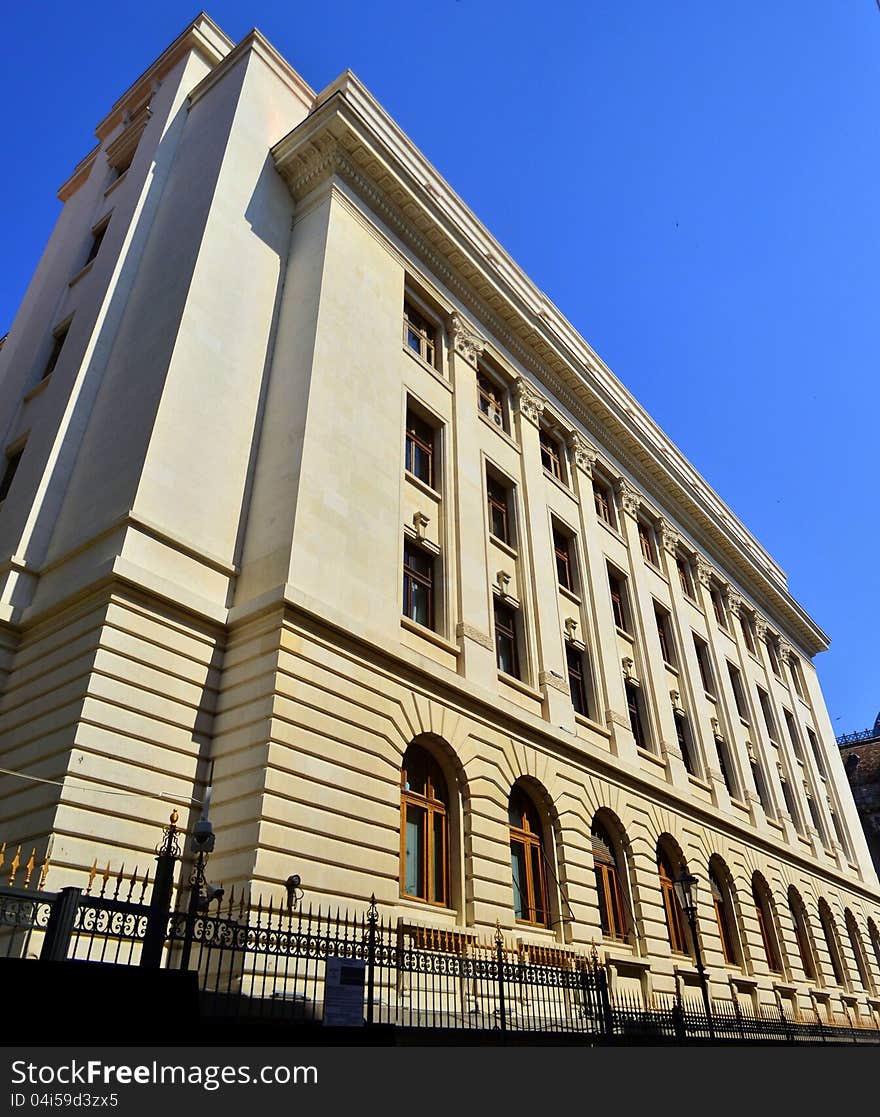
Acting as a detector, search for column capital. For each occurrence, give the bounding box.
[777,638,794,664]
[695,555,714,588]
[565,431,598,475]
[616,478,641,518]
[448,311,486,366]
[753,616,768,641]
[658,518,680,555]
[513,377,545,425]
[725,589,743,617]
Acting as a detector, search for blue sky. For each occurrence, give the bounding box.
[2,2,878,733]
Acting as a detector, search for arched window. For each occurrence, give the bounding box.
[592,819,628,942]
[788,887,817,982]
[818,899,847,987]
[400,744,449,906]
[709,860,740,966]
[657,842,690,956]
[845,909,873,992]
[752,874,783,974]
[868,918,880,977]
[509,785,550,926]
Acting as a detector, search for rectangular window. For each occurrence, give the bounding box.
[487,472,513,547]
[539,427,565,482]
[807,794,826,840]
[654,604,675,667]
[740,612,756,653]
[727,662,749,722]
[676,553,696,599]
[593,476,616,528]
[766,636,781,676]
[494,599,520,679]
[715,737,736,796]
[693,634,715,696]
[789,655,806,699]
[711,585,728,629]
[625,680,649,751]
[757,686,777,740]
[477,368,508,431]
[566,645,591,718]
[404,299,438,368]
[43,322,70,380]
[780,775,803,832]
[806,727,826,778]
[84,220,109,266]
[784,710,804,763]
[553,526,576,593]
[405,407,436,488]
[638,519,657,565]
[674,712,698,776]
[403,540,434,629]
[608,568,629,633]
[750,758,771,813]
[0,447,24,503]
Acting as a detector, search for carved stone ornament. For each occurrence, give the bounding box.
[412,511,430,540]
[566,432,598,475]
[695,556,713,588]
[539,670,570,695]
[746,740,757,763]
[616,478,641,518]
[456,622,493,651]
[725,590,743,618]
[448,311,486,366]
[496,570,512,595]
[777,639,794,664]
[564,617,579,641]
[711,717,723,740]
[658,519,680,555]
[670,690,684,715]
[621,657,636,681]
[753,616,768,641]
[513,377,545,425]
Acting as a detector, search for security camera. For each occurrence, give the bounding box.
[191,817,215,854]
[285,874,304,912]
[197,883,224,910]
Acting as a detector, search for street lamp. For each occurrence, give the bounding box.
[673,871,715,1040]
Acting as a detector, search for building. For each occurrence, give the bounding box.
[1,14,879,1026]
[838,717,880,877]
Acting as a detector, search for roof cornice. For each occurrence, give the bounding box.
[271,76,828,656]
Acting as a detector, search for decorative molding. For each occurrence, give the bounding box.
[565,432,598,475]
[711,718,724,741]
[670,690,684,716]
[753,616,768,641]
[564,617,579,642]
[778,639,794,664]
[606,709,631,731]
[456,622,493,650]
[539,670,570,695]
[658,519,680,555]
[726,590,743,618]
[496,570,512,596]
[513,377,545,425]
[695,555,713,588]
[660,737,682,762]
[616,478,641,518]
[621,657,636,682]
[412,511,430,541]
[745,740,757,763]
[448,311,486,366]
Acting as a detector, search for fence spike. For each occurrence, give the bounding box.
[38,846,51,890]
[139,869,150,904]
[100,861,111,897]
[0,842,5,877]
[86,859,97,894]
[9,845,21,886]
[23,847,36,889]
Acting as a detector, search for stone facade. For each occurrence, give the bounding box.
[1,14,879,1023]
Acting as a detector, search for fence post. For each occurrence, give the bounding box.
[495,922,507,1041]
[672,992,686,1042]
[40,887,81,962]
[597,962,614,1041]
[366,894,377,1026]
[142,812,180,969]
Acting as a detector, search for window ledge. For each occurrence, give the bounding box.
[662,661,679,675]
[687,775,712,792]
[394,897,459,921]
[402,339,451,388]
[67,259,95,288]
[543,467,574,498]
[643,559,663,576]
[596,517,625,543]
[738,716,751,728]
[489,534,518,560]
[498,672,542,701]
[404,470,442,503]
[574,713,611,738]
[103,169,129,198]
[615,626,634,643]
[400,616,459,656]
[23,376,51,403]
[704,690,717,703]
[559,584,581,605]
[478,409,519,449]
[638,748,665,768]
[747,652,763,669]
[717,626,735,642]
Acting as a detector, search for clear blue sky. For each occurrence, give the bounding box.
[2,2,878,734]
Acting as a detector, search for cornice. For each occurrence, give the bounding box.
[57,145,99,202]
[271,78,828,656]
[187,28,315,112]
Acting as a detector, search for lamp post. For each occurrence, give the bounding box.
[673,871,715,1040]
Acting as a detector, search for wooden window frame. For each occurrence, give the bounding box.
[566,644,589,718]
[509,788,550,927]
[404,299,439,368]
[593,824,628,942]
[693,634,715,696]
[727,661,749,722]
[676,554,696,599]
[674,712,698,776]
[626,680,649,751]
[638,519,657,565]
[658,849,689,956]
[819,901,847,986]
[553,526,575,592]
[608,569,629,634]
[494,599,520,679]
[654,605,675,666]
[539,427,565,482]
[400,745,449,907]
[592,477,615,527]
[402,539,435,630]
[710,870,740,966]
[404,408,436,489]
[711,585,728,629]
[487,473,513,546]
[789,890,817,982]
[754,879,783,974]
[477,368,508,431]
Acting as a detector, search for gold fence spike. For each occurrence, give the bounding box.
[9,845,21,886]
[38,847,51,890]
[0,842,5,877]
[23,848,36,889]
[86,859,97,894]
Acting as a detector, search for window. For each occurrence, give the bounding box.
[807,794,827,843]
[592,821,628,941]
[753,876,783,974]
[789,656,806,700]
[404,407,436,488]
[727,662,749,722]
[693,634,715,696]
[806,728,826,778]
[766,636,782,677]
[868,919,880,978]
[715,734,736,796]
[566,644,592,718]
[784,710,804,763]
[477,368,508,431]
[402,540,434,630]
[42,322,70,380]
[780,774,803,832]
[638,518,658,565]
[404,300,438,368]
[0,447,23,504]
[845,910,871,991]
[710,864,740,966]
[757,686,777,740]
[400,744,449,906]
[608,568,629,633]
[750,758,772,813]
[654,604,675,666]
[84,220,108,267]
[740,611,756,653]
[657,845,690,956]
[487,472,513,547]
[818,900,847,986]
[674,712,698,776]
[509,785,549,926]
[788,887,817,982]
[494,599,520,679]
[626,680,649,751]
[676,553,696,599]
[830,805,851,859]
[710,585,728,629]
[553,526,576,593]
[539,427,565,482]
[592,475,616,528]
